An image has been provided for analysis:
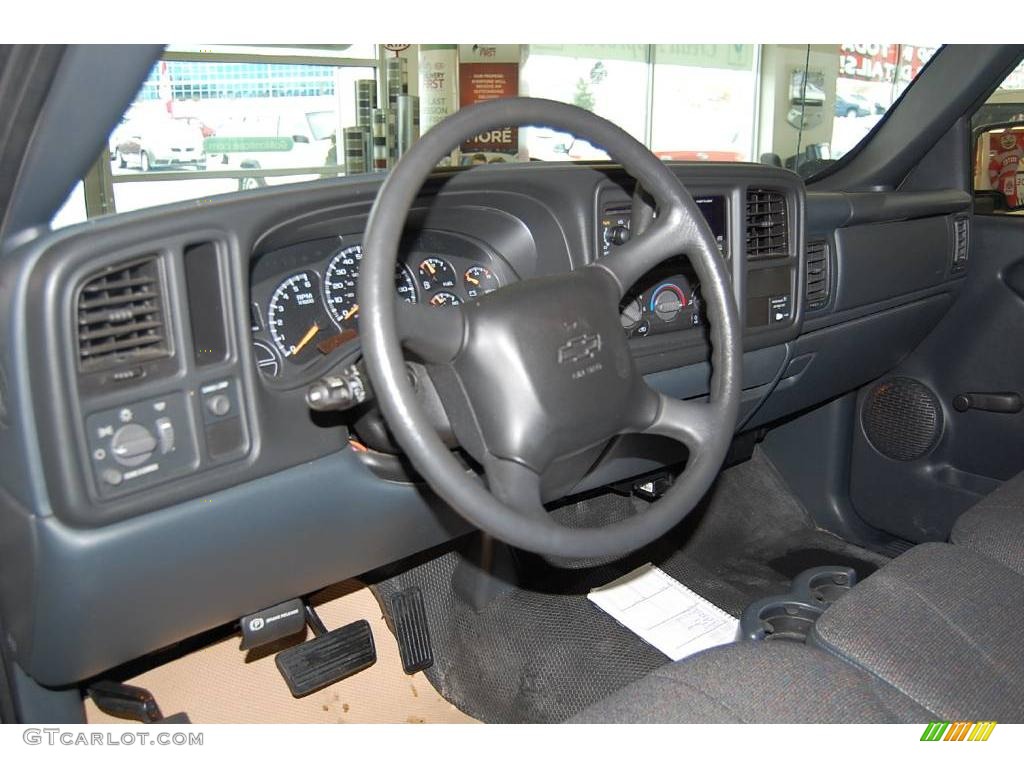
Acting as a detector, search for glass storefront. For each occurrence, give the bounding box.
[52,43,939,228]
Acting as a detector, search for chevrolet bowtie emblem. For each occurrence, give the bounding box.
[558,333,602,365]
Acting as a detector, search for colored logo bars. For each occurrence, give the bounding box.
[920,721,997,742]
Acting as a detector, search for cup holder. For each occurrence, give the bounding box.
[793,566,858,607]
[740,566,859,643]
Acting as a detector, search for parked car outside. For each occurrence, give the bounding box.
[112,115,206,171]
[207,110,337,190]
[834,93,872,118]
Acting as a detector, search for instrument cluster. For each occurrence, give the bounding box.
[250,230,504,379]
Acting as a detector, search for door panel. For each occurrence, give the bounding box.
[849,213,1024,541]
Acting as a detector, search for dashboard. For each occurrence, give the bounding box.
[0,159,973,688]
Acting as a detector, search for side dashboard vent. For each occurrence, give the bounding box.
[952,217,969,273]
[746,188,789,259]
[805,239,831,311]
[77,256,169,371]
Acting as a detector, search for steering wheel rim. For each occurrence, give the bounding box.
[359,97,741,560]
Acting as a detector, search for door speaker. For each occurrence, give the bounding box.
[861,377,943,462]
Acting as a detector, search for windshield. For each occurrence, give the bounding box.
[53,43,938,227]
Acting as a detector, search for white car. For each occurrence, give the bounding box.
[207,111,337,190]
[112,115,206,171]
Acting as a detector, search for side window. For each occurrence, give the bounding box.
[973,58,1024,214]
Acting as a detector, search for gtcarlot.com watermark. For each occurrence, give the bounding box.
[23,728,203,747]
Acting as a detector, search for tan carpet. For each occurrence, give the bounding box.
[85,581,478,724]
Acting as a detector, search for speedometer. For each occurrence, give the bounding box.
[323,244,418,328]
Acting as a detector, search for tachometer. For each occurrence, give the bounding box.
[324,244,419,327]
[267,271,331,363]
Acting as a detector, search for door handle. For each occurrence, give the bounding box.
[952,392,1023,414]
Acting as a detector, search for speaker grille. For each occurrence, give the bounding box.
[862,378,943,461]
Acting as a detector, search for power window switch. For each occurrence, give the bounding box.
[155,417,175,454]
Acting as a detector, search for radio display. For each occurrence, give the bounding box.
[694,195,727,254]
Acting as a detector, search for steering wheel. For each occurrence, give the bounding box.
[359,98,741,560]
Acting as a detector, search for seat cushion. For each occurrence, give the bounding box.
[569,640,933,723]
[811,542,1024,722]
[951,470,1024,575]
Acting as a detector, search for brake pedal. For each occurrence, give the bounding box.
[276,618,376,697]
[388,587,434,674]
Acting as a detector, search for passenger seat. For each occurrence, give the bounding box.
[810,543,1024,722]
[950,470,1024,575]
[573,542,1024,723]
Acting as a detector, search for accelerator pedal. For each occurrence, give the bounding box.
[276,613,376,697]
[388,587,434,674]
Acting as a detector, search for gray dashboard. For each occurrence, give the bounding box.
[0,161,970,686]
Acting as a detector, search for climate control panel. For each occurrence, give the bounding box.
[620,270,703,339]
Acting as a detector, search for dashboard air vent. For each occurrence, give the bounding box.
[952,217,969,273]
[77,256,169,371]
[746,189,789,259]
[805,240,831,311]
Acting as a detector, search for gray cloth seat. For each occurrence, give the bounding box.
[811,542,1024,722]
[951,470,1024,575]
[569,640,934,723]
[574,542,1024,723]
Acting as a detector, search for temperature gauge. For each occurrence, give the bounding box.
[463,265,500,298]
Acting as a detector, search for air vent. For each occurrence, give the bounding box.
[805,240,831,311]
[746,189,789,259]
[952,217,969,273]
[77,257,169,372]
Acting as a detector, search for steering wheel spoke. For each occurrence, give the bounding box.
[482,455,550,524]
[396,299,465,363]
[593,212,689,298]
[637,388,717,454]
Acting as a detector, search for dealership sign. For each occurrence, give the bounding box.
[459,44,520,155]
[838,44,937,83]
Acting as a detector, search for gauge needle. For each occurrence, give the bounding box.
[342,304,359,321]
[290,323,320,356]
[424,261,436,275]
[466,274,480,285]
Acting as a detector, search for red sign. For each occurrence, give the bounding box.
[838,44,936,83]
[458,62,519,154]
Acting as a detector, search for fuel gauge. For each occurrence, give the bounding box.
[417,257,457,292]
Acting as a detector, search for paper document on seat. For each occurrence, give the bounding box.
[588,563,739,661]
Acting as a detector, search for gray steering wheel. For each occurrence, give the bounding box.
[358,97,741,560]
